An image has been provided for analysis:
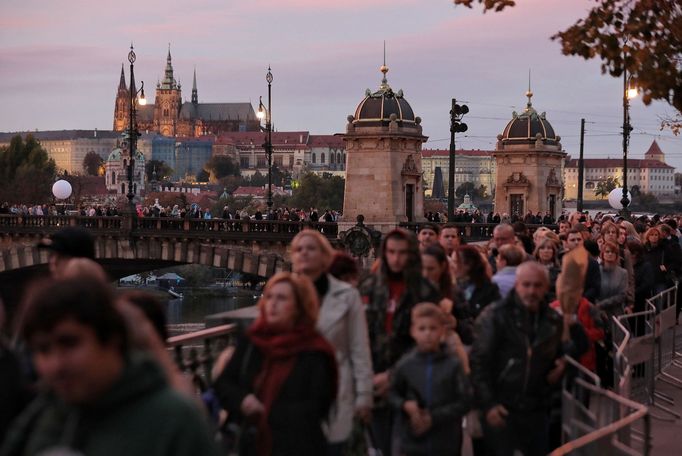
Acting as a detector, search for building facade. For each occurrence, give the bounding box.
[104,134,145,197]
[492,90,566,218]
[421,149,496,197]
[0,130,122,174]
[213,131,346,178]
[113,46,260,137]
[564,141,675,200]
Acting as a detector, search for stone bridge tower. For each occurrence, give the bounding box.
[342,63,427,232]
[493,88,566,220]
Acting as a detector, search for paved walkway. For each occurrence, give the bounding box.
[650,363,682,454]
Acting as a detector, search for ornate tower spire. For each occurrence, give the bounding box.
[525,69,533,109]
[379,40,390,91]
[118,63,127,90]
[161,43,176,89]
[191,66,198,104]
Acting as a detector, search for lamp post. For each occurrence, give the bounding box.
[127,44,146,220]
[257,67,274,210]
[620,62,637,218]
[447,99,468,221]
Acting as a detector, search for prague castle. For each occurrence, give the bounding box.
[113,46,260,137]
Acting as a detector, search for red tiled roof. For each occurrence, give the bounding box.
[644,140,664,158]
[421,149,494,158]
[565,158,674,169]
[308,135,344,147]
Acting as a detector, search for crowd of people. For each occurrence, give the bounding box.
[1,209,681,455]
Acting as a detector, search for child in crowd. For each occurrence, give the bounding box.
[389,303,472,456]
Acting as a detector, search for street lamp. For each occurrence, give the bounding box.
[257,67,274,210]
[447,99,468,221]
[127,44,145,220]
[620,62,637,218]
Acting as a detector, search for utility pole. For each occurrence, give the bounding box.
[577,118,585,213]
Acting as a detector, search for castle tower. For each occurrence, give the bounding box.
[493,84,566,219]
[342,62,427,232]
[154,44,182,136]
[113,64,129,131]
[644,140,665,163]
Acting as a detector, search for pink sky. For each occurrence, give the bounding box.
[1,0,680,168]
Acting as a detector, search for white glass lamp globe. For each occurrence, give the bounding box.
[52,179,72,200]
[608,187,632,210]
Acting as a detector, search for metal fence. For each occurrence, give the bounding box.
[551,356,650,455]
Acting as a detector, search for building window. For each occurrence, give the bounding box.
[257,156,266,168]
[321,153,325,164]
[240,157,249,168]
[330,153,335,164]
[312,153,316,164]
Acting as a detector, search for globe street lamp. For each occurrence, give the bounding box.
[256,67,274,210]
[127,44,146,220]
[620,62,637,218]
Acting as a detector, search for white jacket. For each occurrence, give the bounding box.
[316,275,374,442]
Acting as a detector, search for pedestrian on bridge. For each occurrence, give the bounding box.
[291,230,373,456]
[213,272,337,456]
[1,278,219,456]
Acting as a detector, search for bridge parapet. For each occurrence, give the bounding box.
[0,215,339,278]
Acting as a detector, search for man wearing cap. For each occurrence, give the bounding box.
[417,223,440,252]
[37,227,96,277]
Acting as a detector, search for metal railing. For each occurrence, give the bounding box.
[0,214,338,239]
[613,285,681,421]
[167,323,236,393]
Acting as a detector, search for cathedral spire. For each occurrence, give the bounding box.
[118,63,127,90]
[161,43,176,90]
[192,66,198,104]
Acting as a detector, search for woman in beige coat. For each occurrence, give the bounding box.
[291,230,374,455]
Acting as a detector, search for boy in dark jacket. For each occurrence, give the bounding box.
[389,303,472,456]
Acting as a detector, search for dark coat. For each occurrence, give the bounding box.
[584,257,602,304]
[1,355,218,456]
[213,335,336,456]
[469,291,564,413]
[359,273,440,373]
[455,280,501,345]
[389,348,472,456]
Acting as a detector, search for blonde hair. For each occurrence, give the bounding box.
[291,229,335,271]
[257,272,320,328]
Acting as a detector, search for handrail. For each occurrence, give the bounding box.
[167,323,235,347]
[551,378,649,455]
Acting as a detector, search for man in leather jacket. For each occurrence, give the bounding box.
[470,261,565,456]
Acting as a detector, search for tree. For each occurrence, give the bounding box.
[204,155,240,180]
[0,135,57,203]
[454,0,682,118]
[288,172,345,210]
[630,184,641,197]
[82,151,103,176]
[455,182,488,199]
[145,160,173,182]
[595,176,620,199]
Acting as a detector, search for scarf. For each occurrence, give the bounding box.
[247,320,337,456]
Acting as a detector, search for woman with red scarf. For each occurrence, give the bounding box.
[214,272,338,456]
